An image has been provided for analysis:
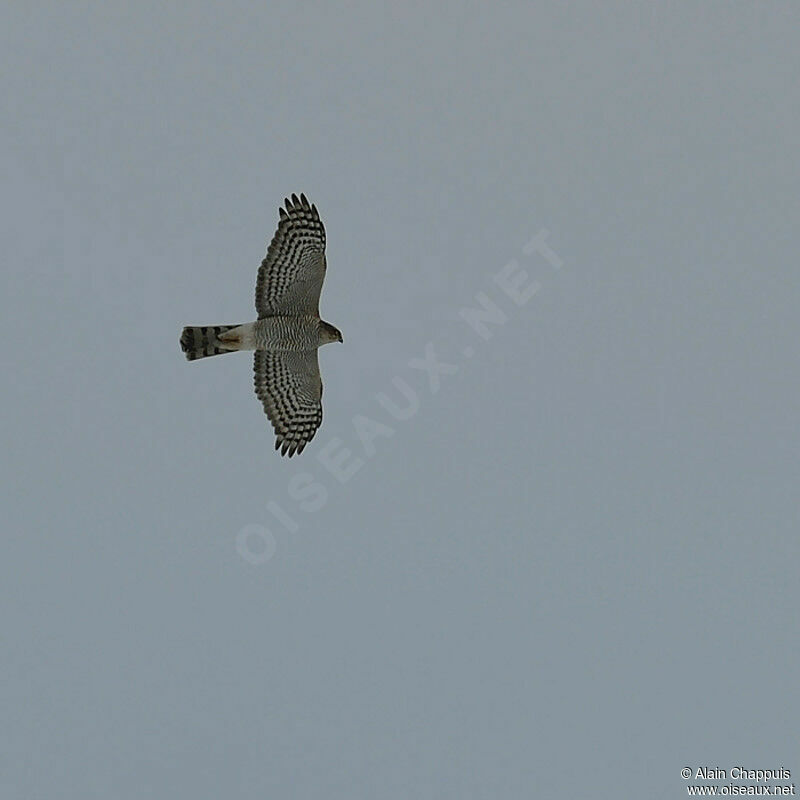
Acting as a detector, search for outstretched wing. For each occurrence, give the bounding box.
[256,193,327,318]
[254,350,323,456]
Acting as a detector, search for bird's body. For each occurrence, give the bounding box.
[180,194,342,456]
[216,316,332,352]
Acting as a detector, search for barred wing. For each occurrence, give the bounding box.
[254,350,323,457]
[255,193,326,317]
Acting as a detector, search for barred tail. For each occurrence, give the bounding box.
[180,325,242,361]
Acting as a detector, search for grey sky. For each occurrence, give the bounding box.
[2,2,799,798]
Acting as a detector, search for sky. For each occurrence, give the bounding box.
[2,2,799,798]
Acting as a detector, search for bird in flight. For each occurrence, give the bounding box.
[180,193,342,456]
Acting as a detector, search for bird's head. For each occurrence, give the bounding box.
[320,320,344,345]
